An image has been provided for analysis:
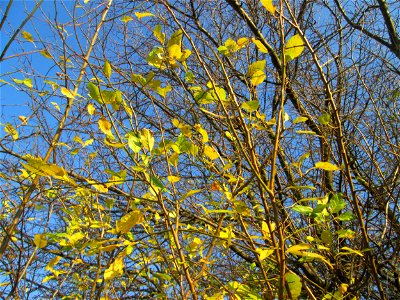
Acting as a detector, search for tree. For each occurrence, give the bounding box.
[0,0,399,299]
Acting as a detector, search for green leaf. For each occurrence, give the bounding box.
[153,25,165,44]
[241,100,259,113]
[315,161,341,171]
[284,272,302,300]
[284,34,305,61]
[34,234,47,248]
[88,82,100,101]
[318,112,331,125]
[21,31,34,42]
[128,133,141,153]
[291,205,313,215]
[292,116,308,124]
[103,60,112,79]
[337,229,355,239]
[329,193,346,213]
[338,211,356,221]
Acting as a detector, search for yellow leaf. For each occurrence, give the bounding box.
[116,210,144,234]
[256,248,274,261]
[34,234,47,248]
[140,128,154,152]
[104,256,124,280]
[261,0,276,14]
[46,256,62,274]
[284,34,305,61]
[98,117,113,138]
[40,49,52,59]
[121,15,133,23]
[194,124,209,143]
[252,38,268,53]
[134,12,154,19]
[4,123,18,140]
[21,31,34,42]
[261,221,276,238]
[315,161,341,171]
[60,87,75,98]
[103,60,112,79]
[250,69,266,86]
[21,156,67,179]
[153,25,165,44]
[87,179,109,193]
[87,103,95,115]
[204,145,219,160]
[286,243,312,255]
[167,175,180,183]
[237,37,249,48]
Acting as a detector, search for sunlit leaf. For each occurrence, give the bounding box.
[286,243,312,255]
[153,25,165,44]
[98,117,113,138]
[21,31,34,42]
[252,38,268,53]
[315,161,341,171]
[13,78,33,88]
[116,210,144,234]
[104,256,124,280]
[194,124,209,143]
[127,133,141,153]
[292,116,308,124]
[284,34,305,61]
[40,49,52,59]
[256,248,274,261]
[247,60,266,86]
[60,86,75,99]
[4,123,18,140]
[291,205,313,215]
[34,234,47,248]
[261,0,276,14]
[140,128,154,152]
[103,60,112,79]
[339,247,364,256]
[87,103,95,115]
[329,193,346,213]
[135,12,154,19]
[121,15,133,23]
[204,145,219,160]
[318,112,331,125]
[284,272,302,300]
[242,100,259,113]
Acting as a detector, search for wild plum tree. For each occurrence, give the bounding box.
[0,0,398,299]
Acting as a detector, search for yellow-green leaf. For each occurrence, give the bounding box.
[34,234,47,248]
[103,60,112,79]
[13,78,33,88]
[21,31,34,42]
[315,161,341,171]
[60,87,75,99]
[284,34,305,61]
[194,124,209,143]
[121,15,133,23]
[247,60,266,86]
[167,175,180,183]
[252,38,269,53]
[22,156,67,179]
[140,128,154,152]
[134,12,154,19]
[261,0,276,14]
[154,25,165,44]
[104,256,124,280]
[284,272,302,300]
[4,123,18,140]
[204,145,219,160]
[256,248,274,261]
